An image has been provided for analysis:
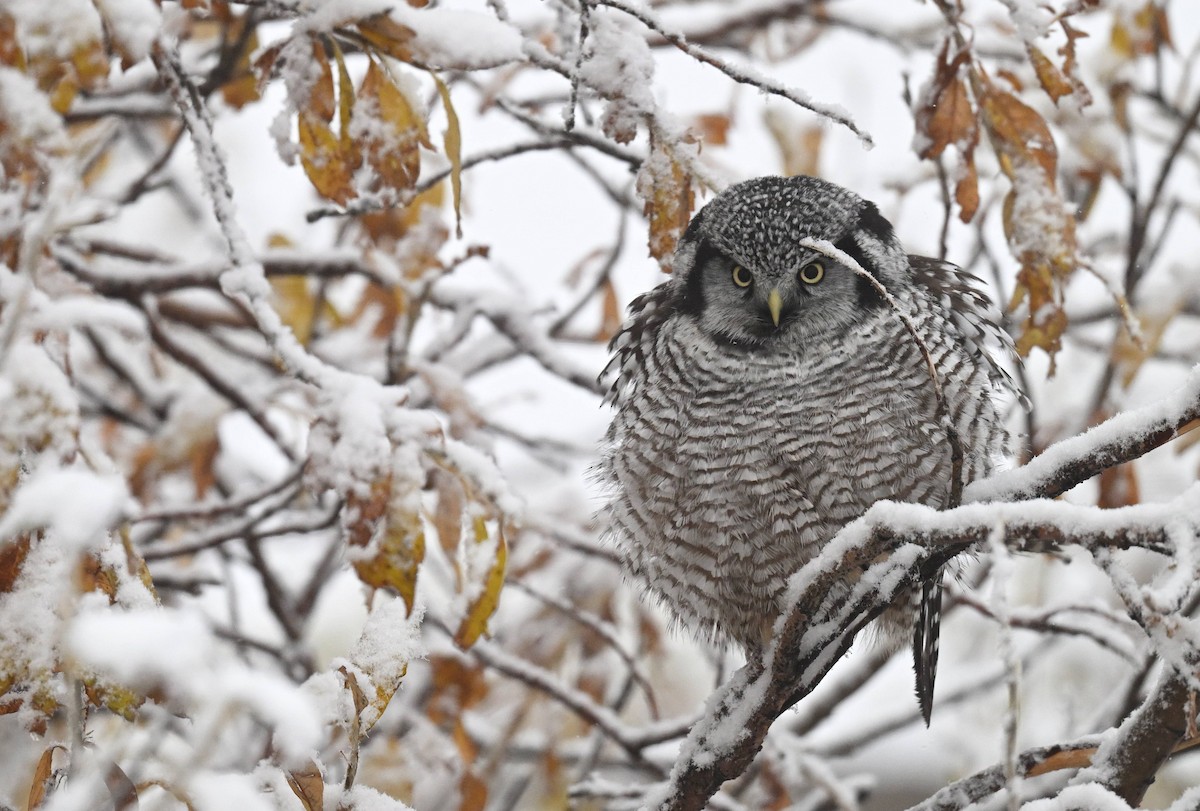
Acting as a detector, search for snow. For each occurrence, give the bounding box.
[0,466,129,551]
[0,68,66,148]
[66,606,325,765]
[93,0,161,63]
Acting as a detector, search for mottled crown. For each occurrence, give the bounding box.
[689,176,864,270]
[677,175,906,286]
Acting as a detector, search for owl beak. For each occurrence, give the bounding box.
[767,288,783,328]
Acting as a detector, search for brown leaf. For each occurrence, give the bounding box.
[915,44,975,160]
[432,469,463,557]
[285,760,324,811]
[0,535,30,593]
[1113,306,1179,388]
[27,745,65,810]
[693,113,731,146]
[1098,462,1140,509]
[458,772,488,811]
[0,12,25,69]
[595,278,622,343]
[639,136,694,272]
[308,38,335,122]
[977,76,1057,180]
[357,14,417,62]
[955,152,980,222]
[1027,45,1074,103]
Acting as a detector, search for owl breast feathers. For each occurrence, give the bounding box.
[597,175,1016,718]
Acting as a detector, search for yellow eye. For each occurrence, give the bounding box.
[732,265,753,288]
[799,262,825,285]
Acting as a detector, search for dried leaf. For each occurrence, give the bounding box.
[638,136,694,272]
[955,152,980,222]
[357,13,417,62]
[359,61,427,194]
[453,519,507,649]
[0,535,30,593]
[0,12,25,70]
[694,113,731,146]
[1113,306,1178,388]
[298,112,356,204]
[270,276,318,346]
[308,38,335,122]
[347,475,426,615]
[595,278,622,343]
[915,43,975,160]
[1098,461,1140,509]
[433,469,463,557]
[458,773,488,811]
[27,745,65,810]
[431,73,463,238]
[103,759,138,811]
[978,77,1057,179]
[1027,45,1074,103]
[286,760,324,811]
[331,40,354,152]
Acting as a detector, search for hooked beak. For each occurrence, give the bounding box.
[767,288,783,328]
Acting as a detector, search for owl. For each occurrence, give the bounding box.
[598,175,1015,722]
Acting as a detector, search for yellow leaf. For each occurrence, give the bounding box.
[298,112,356,204]
[453,520,507,649]
[269,275,317,346]
[347,476,426,615]
[357,13,417,62]
[359,60,427,194]
[431,72,463,238]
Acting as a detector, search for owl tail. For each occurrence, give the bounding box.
[914,569,943,726]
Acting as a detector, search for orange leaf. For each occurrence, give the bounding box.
[915,45,976,160]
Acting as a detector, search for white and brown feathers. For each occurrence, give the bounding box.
[598,175,1015,723]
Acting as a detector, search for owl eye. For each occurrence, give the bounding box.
[798,262,825,285]
[731,265,753,288]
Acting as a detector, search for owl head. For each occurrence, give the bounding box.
[671,175,909,349]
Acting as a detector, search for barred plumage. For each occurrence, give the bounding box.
[598,175,1014,722]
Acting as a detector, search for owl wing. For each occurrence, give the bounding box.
[600,283,677,407]
[908,255,1029,409]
